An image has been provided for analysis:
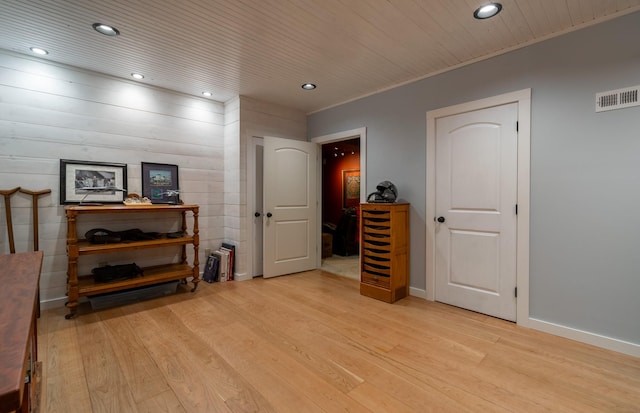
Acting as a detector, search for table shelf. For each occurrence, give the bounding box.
[65,204,200,318]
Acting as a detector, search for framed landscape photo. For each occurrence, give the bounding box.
[60,159,128,204]
[141,162,180,204]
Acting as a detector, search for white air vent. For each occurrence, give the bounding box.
[595,85,640,112]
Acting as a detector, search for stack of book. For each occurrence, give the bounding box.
[203,242,235,283]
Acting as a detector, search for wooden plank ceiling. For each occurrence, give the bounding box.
[0,0,639,113]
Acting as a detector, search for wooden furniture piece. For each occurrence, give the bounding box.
[359,202,409,303]
[64,204,200,318]
[0,251,43,413]
[321,233,332,258]
[332,208,359,256]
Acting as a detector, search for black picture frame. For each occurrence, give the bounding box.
[141,162,180,204]
[60,159,128,204]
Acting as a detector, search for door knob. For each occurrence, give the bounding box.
[266,212,273,218]
[255,212,261,217]
[437,216,445,223]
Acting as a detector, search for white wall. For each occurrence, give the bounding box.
[0,51,225,308]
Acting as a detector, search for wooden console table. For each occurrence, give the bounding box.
[65,204,200,318]
[0,251,43,413]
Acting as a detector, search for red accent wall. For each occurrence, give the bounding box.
[322,152,360,226]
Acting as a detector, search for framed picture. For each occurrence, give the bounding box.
[60,159,128,204]
[342,169,360,208]
[141,162,180,204]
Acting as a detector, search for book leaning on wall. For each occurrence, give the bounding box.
[203,243,235,282]
[217,248,230,282]
[202,253,220,283]
[219,245,234,281]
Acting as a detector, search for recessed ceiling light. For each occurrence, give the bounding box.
[202,91,213,97]
[474,2,502,19]
[29,47,49,55]
[301,83,316,90]
[131,73,144,80]
[92,23,120,36]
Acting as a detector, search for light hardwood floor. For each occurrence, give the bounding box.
[38,270,640,413]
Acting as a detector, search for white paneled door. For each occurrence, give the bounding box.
[434,103,518,321]
[263,136,319,278]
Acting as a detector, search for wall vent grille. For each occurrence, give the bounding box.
[596,85,639,112]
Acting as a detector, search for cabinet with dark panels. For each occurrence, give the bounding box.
[360,202,409,303]
[64,204,200,318]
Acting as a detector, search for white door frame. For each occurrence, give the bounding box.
[426,89,531,326]
[311,127,367,268]
[247,136,264,279]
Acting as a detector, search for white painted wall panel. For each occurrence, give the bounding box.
[0,52,225,308]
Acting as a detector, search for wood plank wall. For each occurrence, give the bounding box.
[0,51,225,308]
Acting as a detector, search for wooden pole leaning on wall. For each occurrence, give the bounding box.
[19,188,52,251]
[0,187,20,254]
[19,188,51,318]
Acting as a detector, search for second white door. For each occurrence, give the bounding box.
[263,136,319,278]
[434,102,518,321]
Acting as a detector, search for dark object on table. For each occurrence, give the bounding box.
[85,228,161,243]
[85,228,121,244]
[117,228,160,241]
[88,281,179,310]
[367,181,398,203]
[92,263,142,283]
[167,231,184,238]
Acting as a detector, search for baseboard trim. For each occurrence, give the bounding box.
[415,293,639,357]
[527,317,640,358]
[40,296,67,310]
[233,272,251,282]
[409,286,427,299]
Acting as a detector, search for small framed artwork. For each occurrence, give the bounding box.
[141,162,180,204]
[60,159,128,204]
[342,169,360,208]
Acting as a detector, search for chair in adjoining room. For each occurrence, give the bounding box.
[331,207,359,256]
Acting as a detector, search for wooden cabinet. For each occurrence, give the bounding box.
[0,251,43,413]
[359,202,409,303]
[64,204,200,318]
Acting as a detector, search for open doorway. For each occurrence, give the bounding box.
[320,137,361,280]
